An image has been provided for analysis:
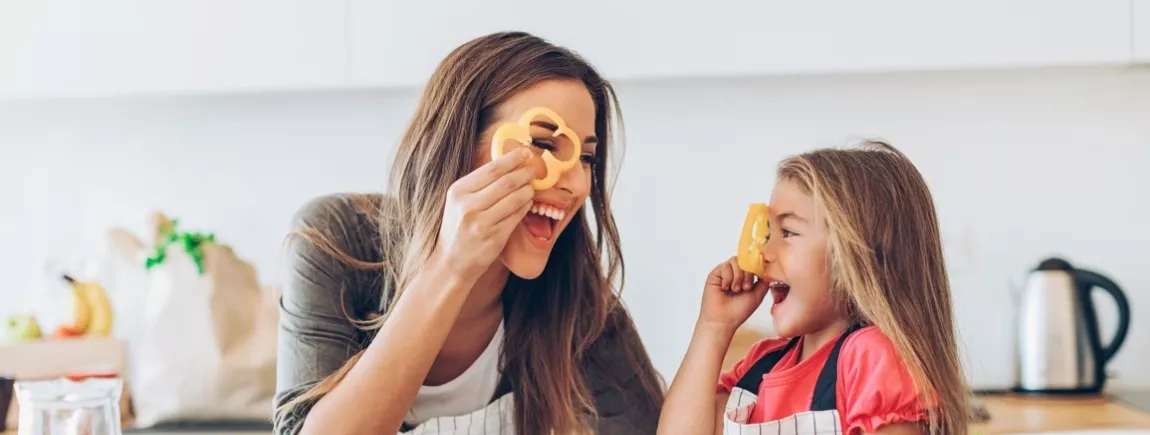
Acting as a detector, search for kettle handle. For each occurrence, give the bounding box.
[1075,269,1131,364]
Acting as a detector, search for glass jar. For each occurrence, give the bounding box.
[14,377,122,435]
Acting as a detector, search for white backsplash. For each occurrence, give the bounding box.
[2,66,1148,390]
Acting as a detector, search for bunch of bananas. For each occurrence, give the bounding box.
[59,274,114,338]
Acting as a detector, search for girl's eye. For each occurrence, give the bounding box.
[781,229,797,238]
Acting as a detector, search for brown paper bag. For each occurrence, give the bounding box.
[121,233,278,427]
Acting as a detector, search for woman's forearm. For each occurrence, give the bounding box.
[299,258,478,434]
[658,322,733,435]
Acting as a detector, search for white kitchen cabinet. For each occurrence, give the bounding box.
[348,0,1135,88]
[1136,0,1150,63]
[0,0,347,99]
[0,1,1138,99]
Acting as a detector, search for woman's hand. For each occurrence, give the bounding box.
[294,148,537,435]
[434,148,536,280]
[698,256,770,336]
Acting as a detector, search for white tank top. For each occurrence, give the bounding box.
[404,321,505,426]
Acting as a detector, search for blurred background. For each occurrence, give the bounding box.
[2,1,1149,433]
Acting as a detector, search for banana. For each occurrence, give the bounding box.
[69,285,92,333]
[62,275,114,337]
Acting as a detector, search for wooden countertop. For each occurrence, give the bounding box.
[972,394,1150,434]
[4,395,1149,434]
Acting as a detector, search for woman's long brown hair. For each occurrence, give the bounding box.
[272,32,664,434]
[777,141,970,435]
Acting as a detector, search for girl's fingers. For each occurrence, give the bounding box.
[717,262,733,291]
[751,279,770,302]
[726,257,748,292]
[731,269,746,292]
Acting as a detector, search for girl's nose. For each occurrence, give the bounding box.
[759,238,778,264]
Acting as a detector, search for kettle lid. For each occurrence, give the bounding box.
[1036,257,1074,271]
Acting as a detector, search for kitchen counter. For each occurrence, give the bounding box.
[972,393,1150,434]
[4,430,269,435]
[4,394,1149,434]
[5,432,267,435]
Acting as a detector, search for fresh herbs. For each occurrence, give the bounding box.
[144,219,216,275]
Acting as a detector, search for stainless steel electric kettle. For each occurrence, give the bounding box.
[1015,257,1131,394]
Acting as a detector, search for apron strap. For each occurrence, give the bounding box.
[733,337,800,394]
[809,322,867,411]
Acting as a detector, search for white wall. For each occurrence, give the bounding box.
[3,66,1148,391]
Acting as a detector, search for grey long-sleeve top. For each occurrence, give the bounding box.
[272,193,663,434]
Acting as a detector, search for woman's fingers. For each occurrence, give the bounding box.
[486,183,535,225]
[469,164,535,211]
[453,148,532,195]
[492,196,535,240]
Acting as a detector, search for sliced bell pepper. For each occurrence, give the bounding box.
[737,203,770,276]
[490,106,583,191]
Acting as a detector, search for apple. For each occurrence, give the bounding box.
[0,315,43,345]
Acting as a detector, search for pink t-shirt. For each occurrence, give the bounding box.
[718,326,930,434]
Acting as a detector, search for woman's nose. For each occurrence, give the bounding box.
[552,161,588,195]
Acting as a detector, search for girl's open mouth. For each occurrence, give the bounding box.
[769,280,790,305]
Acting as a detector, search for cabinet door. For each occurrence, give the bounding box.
[348,0,1133,87]
[1136,0,1150,63]
[0,0,347,99]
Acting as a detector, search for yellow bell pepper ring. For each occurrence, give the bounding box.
[737,203,770,276]
[490,107,583,191]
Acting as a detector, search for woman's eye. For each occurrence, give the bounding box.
[530,139,554,150]
[580,153,596,165]
[782,229,797,238]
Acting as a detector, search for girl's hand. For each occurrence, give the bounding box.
[698,256,770,336]
[433,148,536,280]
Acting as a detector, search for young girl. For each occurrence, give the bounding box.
[659,141,970,435]
[272,32,663,435]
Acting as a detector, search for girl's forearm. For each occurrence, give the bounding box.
[658,322,734,435]
[299,259,478,435]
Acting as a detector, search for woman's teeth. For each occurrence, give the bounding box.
[768,280,789,290]
[530,203,565,221]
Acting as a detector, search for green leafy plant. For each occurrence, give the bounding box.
[144,219,216,275]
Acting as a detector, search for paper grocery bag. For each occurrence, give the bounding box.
[127,242,278,427]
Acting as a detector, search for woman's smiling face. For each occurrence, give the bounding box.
[478,78,598,280]
[759,178,840,338]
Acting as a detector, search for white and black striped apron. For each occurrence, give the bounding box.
[722,324,864,435]
[399,378,516,435]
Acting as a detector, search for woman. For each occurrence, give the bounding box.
[272,31,665,435]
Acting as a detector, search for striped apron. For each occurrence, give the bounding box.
[722,324,864,435]
[398,392,516,435]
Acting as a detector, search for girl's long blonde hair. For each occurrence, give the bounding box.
[272,32,663,434]
[777,141,970,435]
